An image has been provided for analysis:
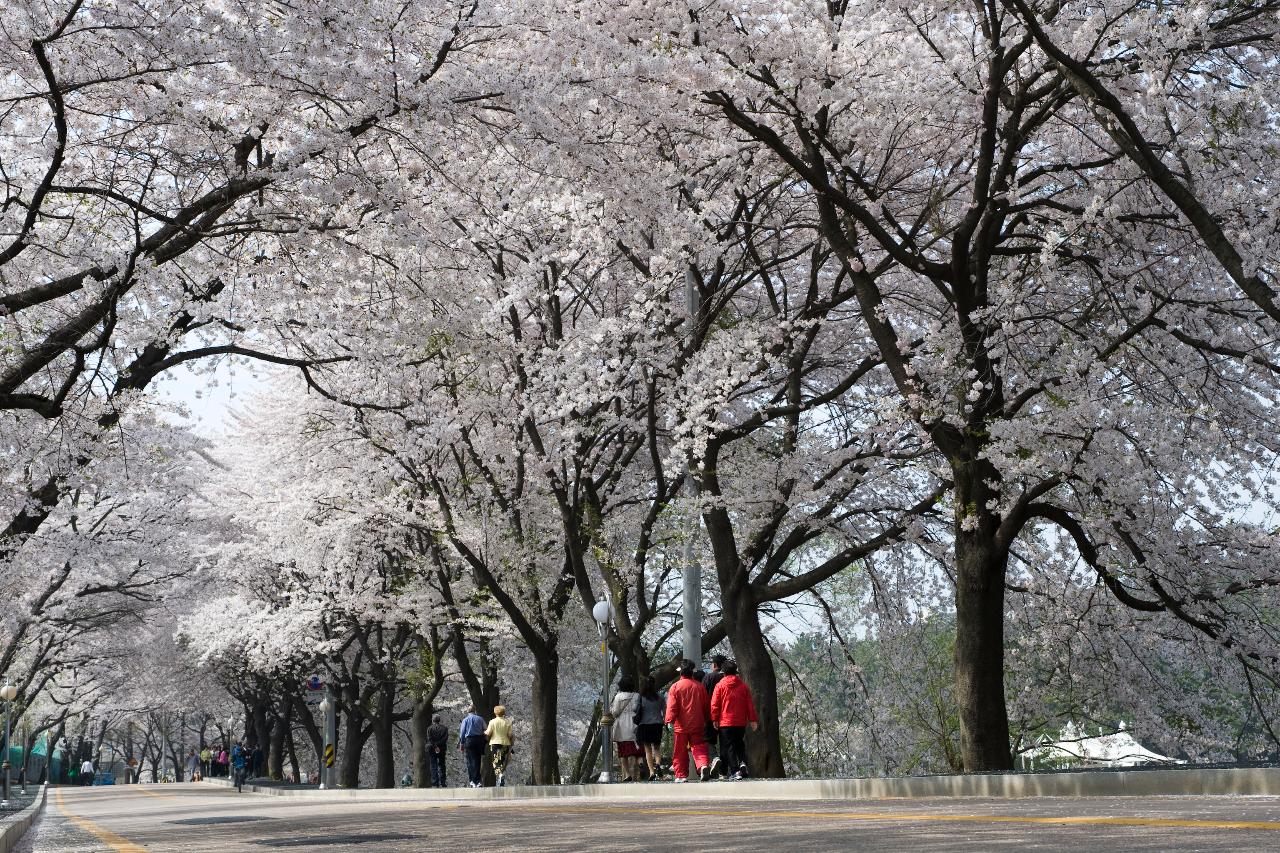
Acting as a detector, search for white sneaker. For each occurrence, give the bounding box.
[673,777,688,784]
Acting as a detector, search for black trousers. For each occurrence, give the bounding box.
[464,735,486,785]
[721,726,748,775]
[428,747,447,787]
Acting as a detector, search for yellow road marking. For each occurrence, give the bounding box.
[55,788,148,851]
[534,804,1280,832]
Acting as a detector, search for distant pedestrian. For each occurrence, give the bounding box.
[199,745,212,778]
[710,660,759,780]
[458,705,487,788]
[485,705,514,787]
[217,747,229,777]
[427,714,449,788]
[609,675,643,782]
[665,659,712,782]
[250,744,264,778]
[703,654,727,695]
[703,654,728,777]
[634,676,667,781]
[231,742,248,792]
[186,748,200,782]
[80,758,95,786]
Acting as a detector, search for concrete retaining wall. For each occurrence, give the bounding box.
[203,767,1280,802]
[0,786,47,853]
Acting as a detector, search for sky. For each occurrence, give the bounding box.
[153,359,264,438]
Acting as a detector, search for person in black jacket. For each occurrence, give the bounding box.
[426,714,449,787]
[702,655,728,778]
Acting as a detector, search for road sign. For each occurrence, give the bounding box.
[324,744,335,768]
[304,674,326,705]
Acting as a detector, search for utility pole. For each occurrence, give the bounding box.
[319,685,337,789]
[682,264,702,665]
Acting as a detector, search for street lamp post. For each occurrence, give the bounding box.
[1,681,17,805]
[592,600,613,784]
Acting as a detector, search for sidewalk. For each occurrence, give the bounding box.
[204,765,1280,802]
[0,786,46,853]
[0,790,39,829]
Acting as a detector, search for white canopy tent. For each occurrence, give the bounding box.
[1023,722,1184,768]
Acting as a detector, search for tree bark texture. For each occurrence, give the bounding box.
[529,652,562,785]
[952,462,1014,771]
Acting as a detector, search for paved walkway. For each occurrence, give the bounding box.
[1,788,39,824]
[14,784,1280,851]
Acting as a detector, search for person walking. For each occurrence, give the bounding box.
[185,748,200,782]
[199,745,212,779]
[702,654,728,695]
[609,675,643,782]
[484,705,515,787]
[702,654,728,777]
[710,660,759,780]
[250,744,264,779]
[79,757,95,786]
[634,676,667,781]
[426,714,449,788]
[665,659,713,782]
[217,746,229,778]
[458,705,487,788]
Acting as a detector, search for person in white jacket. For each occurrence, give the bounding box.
[609,675,644,782]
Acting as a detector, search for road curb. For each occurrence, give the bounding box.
[0,785,47,853]
[202,767,1280,802]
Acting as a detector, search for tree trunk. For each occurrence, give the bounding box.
[286,724,300,783]
[338,710,369,788]
[250,702,270,750]
[615,629,649,686]
[722,584,785,778]
[953,465,1014,772]
[268,696,289,780]
[290,695,322,770]
[529,651,562,785]
[411,697,431,788]
[571,700,602,784]
[372,679,399,789]
[371,722,394,789]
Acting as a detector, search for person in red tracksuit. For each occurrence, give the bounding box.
[665,659,713,782]
[710,659,759,780]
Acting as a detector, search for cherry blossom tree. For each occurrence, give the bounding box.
[1,0,496,570]
[570,0,1280,771]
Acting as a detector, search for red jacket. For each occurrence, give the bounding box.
[710,675,758,728]
[664,675,710,734]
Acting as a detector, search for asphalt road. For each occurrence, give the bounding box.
[15,784,1280,852]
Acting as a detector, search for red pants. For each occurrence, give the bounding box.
[671,730,710,779]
